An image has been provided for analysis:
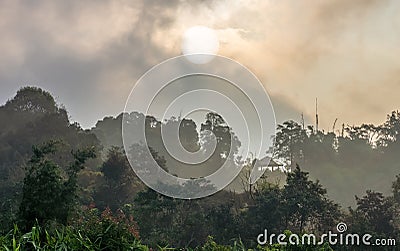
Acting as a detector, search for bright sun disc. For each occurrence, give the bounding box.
[181,26,219,64]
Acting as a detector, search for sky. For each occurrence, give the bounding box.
[1,0,400,134]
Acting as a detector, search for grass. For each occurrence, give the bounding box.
[0,225,336,251]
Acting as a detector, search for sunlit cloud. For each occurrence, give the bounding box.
[0,0,399,131]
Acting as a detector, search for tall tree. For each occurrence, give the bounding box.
[239,183,283,245]
[94,146,144,211]
[18,141,95,230]
[348,190,397,238]
[282,165,340,232]
[273,120,307,167]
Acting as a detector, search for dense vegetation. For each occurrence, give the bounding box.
[0,87,399,250]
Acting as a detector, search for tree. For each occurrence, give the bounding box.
[201,113,241,159]
[205,200,237,244]
[4,86,58,115]
[0,86,101,184]
[18,140,96,230]
[198,112,241,177]
[238,165,340,246]
[163,117,200,153]
[133,188,180,247]
[348,190,396,238]
[303,130,337,166]
[281,165,340,232]
[381,111,400,145]
[393,174,400,204]
[391,175,400,238]
[0,86,102,232]
[239,183,283,245]
[94,146,144,211]
[345,124,380,146]
[273,121,307,167]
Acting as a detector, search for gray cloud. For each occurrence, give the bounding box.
[1,0,398,131]
[0,0,179,127]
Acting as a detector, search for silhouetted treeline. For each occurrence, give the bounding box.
[0,87,399,249]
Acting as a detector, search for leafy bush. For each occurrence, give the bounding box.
[0,209,146,251]
[70,205,140,250]
[0,224,149,251]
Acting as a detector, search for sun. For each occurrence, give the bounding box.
[181,26,219,64]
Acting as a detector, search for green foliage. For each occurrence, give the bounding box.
[239,184,283,246]
[18,141,96,230]
[5,87,57,114]
[0,87,101,233]
[94,111,241,180]
[133,189,239,248]
[69,205,141,250]
[94,147,144,211]
[0,223,147,251]
[133,189,185,247]
[1,227,336,251]
[271,112,400,207]
[1,87,400,249]
[199,236,246,251]
[347,190,397,237]
[0,86,101,180]
[239,166,341,246]
[282,165,341,232]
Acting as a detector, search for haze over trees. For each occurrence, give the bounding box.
[0,86,399,249]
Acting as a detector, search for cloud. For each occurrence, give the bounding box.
[0,0,181,127]
[0,0,399,131]
[206,0,399,128]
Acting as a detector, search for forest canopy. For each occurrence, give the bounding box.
[0,87,398,250]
